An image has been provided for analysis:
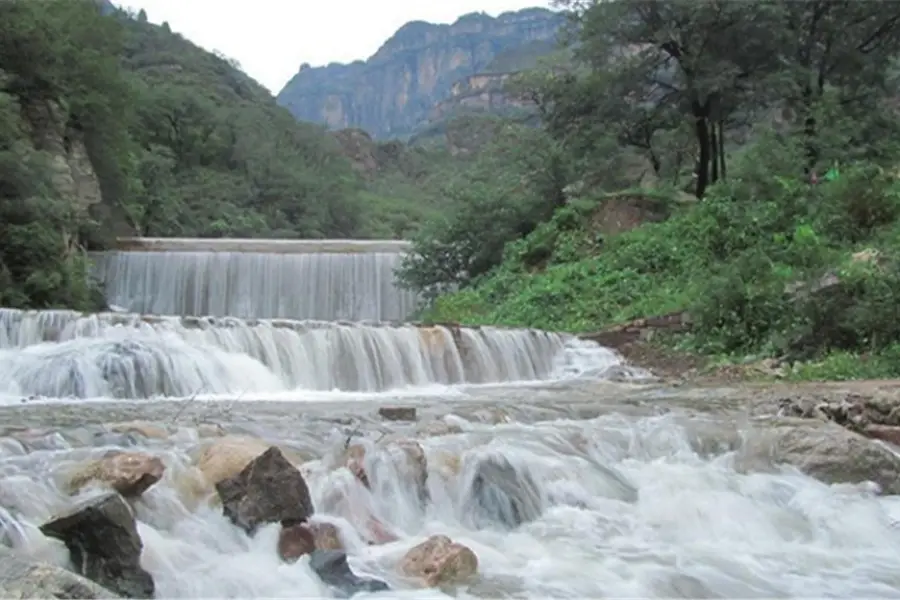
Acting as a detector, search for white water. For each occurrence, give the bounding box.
[2,407,900,598]
[91,246,420,322]
[0,309,635,400]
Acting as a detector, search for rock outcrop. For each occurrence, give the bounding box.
[276,8,562,138]
[739,417,900,494]
[39,492,154,598]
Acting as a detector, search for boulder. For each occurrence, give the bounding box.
[399,535,478,587]
[462,453,544,529]
[309,550,390,597]
[0,546,120,599]
[195,436,274,486]
[740,418,900,494]
[68,451,165,498]
[215,446,314,534]
[39,492,154,598]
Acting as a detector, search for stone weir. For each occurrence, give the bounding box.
[91,237,419,322]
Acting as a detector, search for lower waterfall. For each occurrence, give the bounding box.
[0,309,633,399]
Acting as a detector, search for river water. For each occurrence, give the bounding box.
[1,308,900,598]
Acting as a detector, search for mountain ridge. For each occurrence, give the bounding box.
[276,7,563,139]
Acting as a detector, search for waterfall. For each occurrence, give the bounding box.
[0,309,630,399]
[90,238,420,321]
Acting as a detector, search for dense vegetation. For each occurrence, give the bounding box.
[399,0,900,379]
[0,0,469,309]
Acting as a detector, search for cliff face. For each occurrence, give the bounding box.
[276,7,562,139]
[22,100,103,214]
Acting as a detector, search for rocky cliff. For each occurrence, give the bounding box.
[276,8,563,139]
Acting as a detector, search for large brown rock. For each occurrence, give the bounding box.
[215,446,314,534]
[40,492,154,598]
[68,451,165,498]
[400,535,478,587]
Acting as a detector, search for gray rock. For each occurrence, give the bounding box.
[0,546,120,599]
[215,446,314,534]
[40,492,154,598]
[309,550,389,597]
[739,418,900,494]
[462,453,544,530]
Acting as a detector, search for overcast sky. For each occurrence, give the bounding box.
[117,0,549,93]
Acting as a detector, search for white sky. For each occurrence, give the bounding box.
[116,1,549,93]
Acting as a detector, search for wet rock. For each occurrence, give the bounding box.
[864,424,900,446]
[0,546,120,599]
[68,451,165,498]
[378,406,417,421]
[382,440,429,505]
[215,446,314,534]
[108,421,169,440]
[741,419,900,494]
[400,534,478,587]
[417,420,464,438]
[277,520,346,562]
[309,549,389,597]
[309,521,344,551]
[277,523,316,563]
[39,492,154,598]
[196,435,301,486]
[342,443,370,488]
[462,453,544,529]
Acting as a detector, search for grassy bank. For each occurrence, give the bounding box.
[417,142,900,381]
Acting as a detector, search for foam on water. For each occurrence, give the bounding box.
[1,410,900,598]
[0,309,643,401]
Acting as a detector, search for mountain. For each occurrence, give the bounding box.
[276,8,563,139]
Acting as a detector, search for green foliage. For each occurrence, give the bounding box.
[399,0,900,376]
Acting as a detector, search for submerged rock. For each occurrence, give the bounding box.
[0,546,120,599]
[309,549,390,597]
[39,492,154,598]
[462,453,544,529]
[377,406,417,421]
[68,451,165,498]
[400,534,478,587]
[215,446,314,534]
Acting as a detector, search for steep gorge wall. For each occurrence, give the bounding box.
[276,8,562,139]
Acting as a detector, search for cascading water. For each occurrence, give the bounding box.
[0,308,635,400]
[90,238,420,321]
[0,400,899,598]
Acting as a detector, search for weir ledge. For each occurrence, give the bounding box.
[112,238,412,254]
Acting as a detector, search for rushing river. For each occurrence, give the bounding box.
[1,309,900,597]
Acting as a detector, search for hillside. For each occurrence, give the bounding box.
[276,8,563,139]
[0,0,394,310]
[398,0,900,381]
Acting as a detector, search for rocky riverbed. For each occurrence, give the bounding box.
[1,379,900,598]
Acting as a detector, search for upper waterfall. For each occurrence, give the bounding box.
[91,238,420,322]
